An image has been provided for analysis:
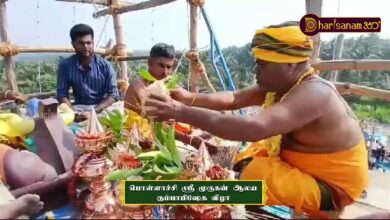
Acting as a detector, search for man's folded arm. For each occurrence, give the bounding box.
[95,62,120,113]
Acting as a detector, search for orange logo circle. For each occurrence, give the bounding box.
[300,14,319,36]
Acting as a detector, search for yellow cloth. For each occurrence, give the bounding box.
[251,25,313,63]
[238,140,368,215]
[125,109,192,136]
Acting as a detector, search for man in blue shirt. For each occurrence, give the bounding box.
[56,24,119,116]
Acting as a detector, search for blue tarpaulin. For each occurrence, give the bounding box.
[261,206,292,219]
[36,204,79,220]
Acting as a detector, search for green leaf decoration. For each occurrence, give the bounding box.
[104,168,142,182]
[165,73,185,89]
[153,164,171,175]
[99,117,111,127]
[166,125,182,168]
[98,109,127,144]
[140,69,157,82]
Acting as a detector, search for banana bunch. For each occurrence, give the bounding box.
[0,113,35,138]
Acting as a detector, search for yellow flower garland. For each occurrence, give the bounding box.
[125,109,153,139]
[262,68,315,157]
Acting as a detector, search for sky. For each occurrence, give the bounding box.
[4,0,390,51]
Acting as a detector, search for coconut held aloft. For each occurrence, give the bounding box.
[141,80,171,118]
[145,80,170,98]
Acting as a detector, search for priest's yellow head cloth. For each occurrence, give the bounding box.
[251,21,313,64]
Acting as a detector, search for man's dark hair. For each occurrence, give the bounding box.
[150,43,175,59]
[267,21,300,28]
[70,24,94,41]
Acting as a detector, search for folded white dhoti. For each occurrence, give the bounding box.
[73,101,124,116]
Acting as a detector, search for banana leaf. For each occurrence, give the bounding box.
[166,125,182,168]
[104,168,143,182]
[154,122,166,145]
[153,164,171,175]
[165,73,185,89]
[137,151,164,160]
[140,69,184,90]
[140,69,157,82]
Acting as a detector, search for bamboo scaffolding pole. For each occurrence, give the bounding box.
[107,55,150,61]
[189,2,199,93]
[26,91,58,99]
[56,0,133,6]
[330,34,344,81]
[189,4,198,51]
[305,0,322,63]
[26,82,390,101]
[111,0,128,81]
[25,81,390,102]
[106,52,182,61]
[0,0,18,91]
[1,46,180,61]
[7,48,390,72]
[93,0,177,18]
[6,53,182,62]
[313,59,390,71]
[187,0,216,93]
[0,46,132,56]
[334,82,390,101]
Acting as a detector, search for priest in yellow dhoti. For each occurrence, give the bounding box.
[142,21,368,218]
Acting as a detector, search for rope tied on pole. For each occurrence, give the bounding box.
[187,0,205,7]
[186,50,216,93]
[186,50,202,75]
[185,49,200,63]
[105,43,127,63]
[0,42,20,57]
[108,3,121,15]
[117,79,129,99]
